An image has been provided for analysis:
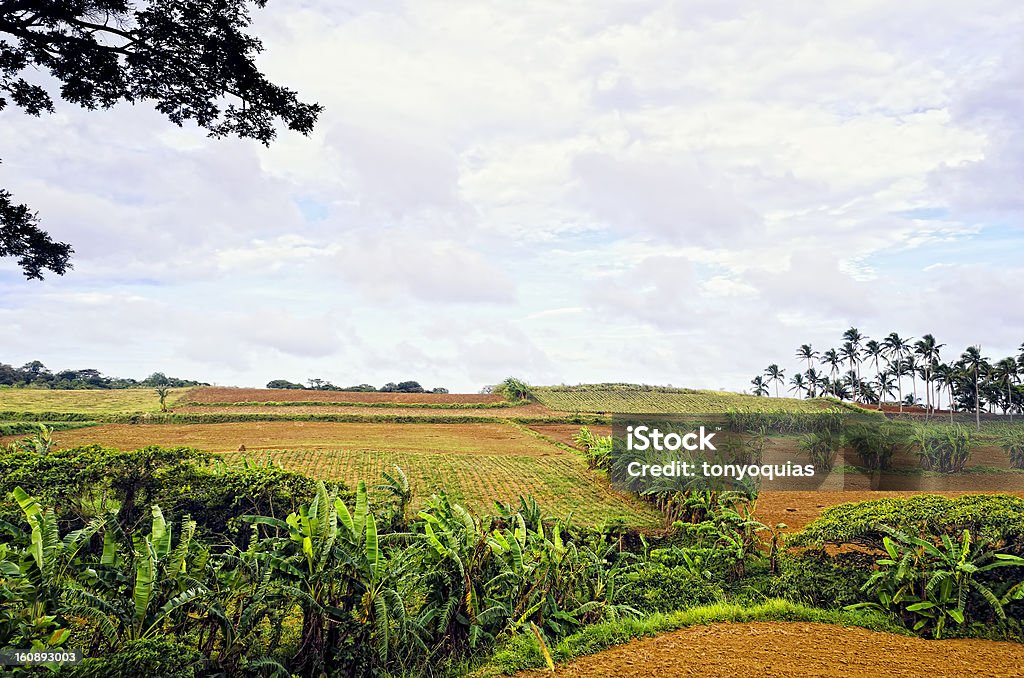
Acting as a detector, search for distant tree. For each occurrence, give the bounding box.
[267,379,306,390]
[341,384,377,392]
[0,1,322,278]
[959,345,990,431]
[796,344,818,373]
[143,372,170,387]
[788,372,806,398]
[750,375,769,397]
[431,387,449,394]
[764,364,785,398]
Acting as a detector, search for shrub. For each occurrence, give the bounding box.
[1001,429,1024,469]
[799,429,841,473]
[619,563,724,613]
[790,494,1024,553]
[769,551,873,608]
[844,422,909,471]
[66,638,203,678]
[495,377,534,402]
[911,424,973,472]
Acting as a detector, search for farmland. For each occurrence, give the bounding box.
[6,420,658,527]
[532,384,842,413]
[4,383,1024,676]
[180,387,506,405]
[0,386,191,414]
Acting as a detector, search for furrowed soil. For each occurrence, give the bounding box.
[182,387,505,405]
[174,404,562,418]
[39,422,560,454]
[515,622,1024,677]
[527,424,612,447]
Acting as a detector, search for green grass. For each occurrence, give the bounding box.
[532,384,842,414]
[0,388,192,414]
[217,448,661,528]
[481,600,908,675]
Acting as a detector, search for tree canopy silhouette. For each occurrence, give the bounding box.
[0,1,322,278]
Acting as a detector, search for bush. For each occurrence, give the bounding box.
[66,638,203,677]
[790,494,1024,553]
[620,563,724,613]
[844,422,909,470]
[799,429,841,473]
[1001,429,1024,469]
[911,423,973,472]
[769,551,873,608]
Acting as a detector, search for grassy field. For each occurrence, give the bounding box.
[0,387,192,414]
[532,384,841,413]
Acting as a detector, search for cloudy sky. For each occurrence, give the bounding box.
[2,0,1023,392]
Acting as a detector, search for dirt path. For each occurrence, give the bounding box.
[756,490,1024,533]
[515,622,1024,677]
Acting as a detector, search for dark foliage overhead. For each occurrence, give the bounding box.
[0,1,322,278]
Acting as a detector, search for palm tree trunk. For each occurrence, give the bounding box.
[975,369,981,432]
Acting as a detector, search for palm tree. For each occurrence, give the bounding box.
[750,376,769,397]
[796,344,819,374]
[933,363,957,423]
[789,372,807,398]
[905,355,919,408]
[765,364,785,398]
[883,333,912,412]
[863,340,886,404]
[960,345,989,431]
[913,334,944,418]
[843,328,865,400]
[994,357,1019,422]
[821,349,841,386]
[839,342,860,402]
[874,370,897,409]
[804,368,822,398]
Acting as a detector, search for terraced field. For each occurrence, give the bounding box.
[533,384,841,413]
[27,420,658,527]
[218,447,658,526]
[181,387,505,405]
[0,387,191,414]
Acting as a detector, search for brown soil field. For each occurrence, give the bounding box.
[756,489,1024,533]
[527,424,612,448]
[36,422,561,455]
[515,622,1024,677]
[182,387,504,405]
[174,404,561,418]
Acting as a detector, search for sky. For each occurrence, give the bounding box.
[1,0,1023,393]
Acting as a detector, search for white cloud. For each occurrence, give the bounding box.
[2,0,1022,391]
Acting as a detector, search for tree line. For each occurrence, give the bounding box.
[751,328,1024,425]
[0,360,205,390]
[267,378,449,394]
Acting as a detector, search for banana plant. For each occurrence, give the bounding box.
[64,505,209,647]
[852,527,1024,638]
[245,480,413,673]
